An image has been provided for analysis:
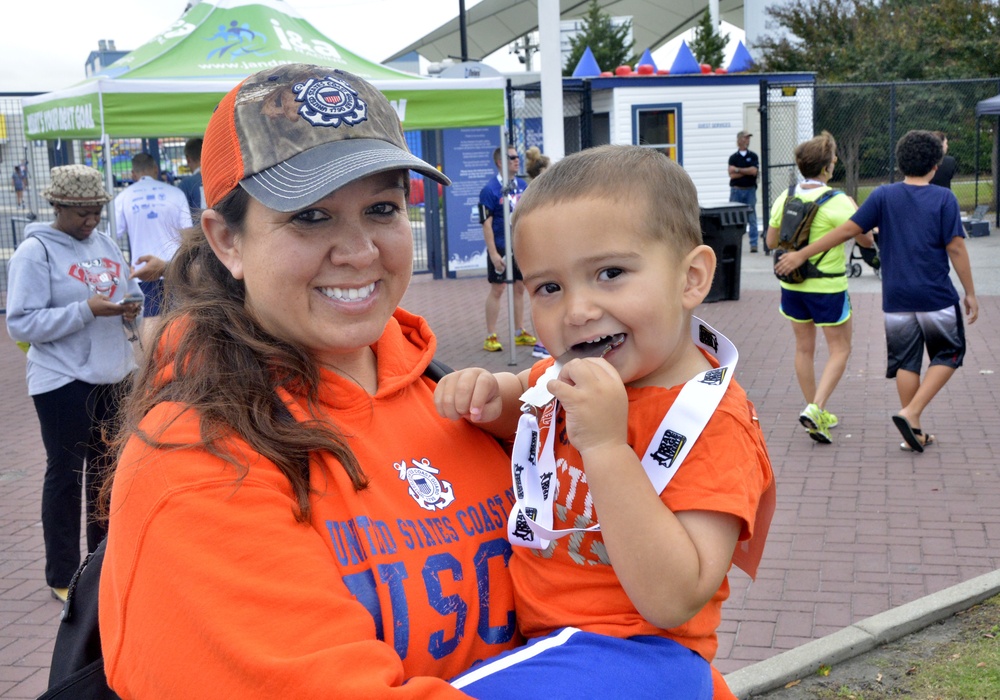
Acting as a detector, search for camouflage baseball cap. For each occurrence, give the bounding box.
[202,63,450,212]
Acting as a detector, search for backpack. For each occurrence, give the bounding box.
[772,185,845,284]
[40,358,454,700]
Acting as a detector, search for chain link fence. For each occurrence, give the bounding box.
[508,83,593,158]
[760,78,1000,219]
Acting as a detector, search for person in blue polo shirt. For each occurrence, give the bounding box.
[479,146,536,353]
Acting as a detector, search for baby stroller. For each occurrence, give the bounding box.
[847,232,880,278]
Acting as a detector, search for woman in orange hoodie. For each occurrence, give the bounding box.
[100,64,521,699]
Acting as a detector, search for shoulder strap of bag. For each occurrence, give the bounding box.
[804,189,844,272]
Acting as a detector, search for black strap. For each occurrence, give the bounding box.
[25,233,50,263]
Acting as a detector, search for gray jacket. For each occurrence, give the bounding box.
[6,222,142,395]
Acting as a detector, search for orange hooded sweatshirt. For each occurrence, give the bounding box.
[100,310,520,699]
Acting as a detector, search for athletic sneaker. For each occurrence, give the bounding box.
[515,329,537,346]
[822,409,839,429]
[799,403,832,444]
[532,343,550,358]
[483,334,502,352]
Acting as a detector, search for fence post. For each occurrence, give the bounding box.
[888,84,897,183]
[759,80,770,225]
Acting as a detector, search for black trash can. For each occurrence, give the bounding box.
[699,204,748,302]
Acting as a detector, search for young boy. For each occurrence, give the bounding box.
[437,145,774,700]
[774,130,978,452]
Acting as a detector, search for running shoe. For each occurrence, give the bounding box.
[515,329,537,346]
[483,334,502,352]
[822,409,839,429]
[799,403,832,444]
[532,343,550,358]
[799,403,822,432]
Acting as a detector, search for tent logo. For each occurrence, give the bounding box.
[207,20,272,60]
[293,76,368,128]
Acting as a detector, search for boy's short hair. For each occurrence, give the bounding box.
[794,131,837,179]
[512,145,702,258]
[896,130,944,177]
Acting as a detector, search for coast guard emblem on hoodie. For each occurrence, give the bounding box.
[395,457,455,511]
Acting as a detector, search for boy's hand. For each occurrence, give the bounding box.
[965,294,979,324]
[772,249,805,275]
[130,255,167,281]
[549,358,628,456]
[434,368,504,423]
[488,251,506,273]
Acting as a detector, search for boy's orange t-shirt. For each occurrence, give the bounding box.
[511,360,773,662]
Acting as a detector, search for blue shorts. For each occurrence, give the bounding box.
[885,305,965,377]
[451,627,713,699]
[138,279,165,317]
[780,288,851,326]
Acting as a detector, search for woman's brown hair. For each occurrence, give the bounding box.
[108,187,367,521]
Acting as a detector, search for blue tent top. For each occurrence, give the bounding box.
[727,40,754,73]
[670,40,701,75]
[637,48,657,71]
[572,46,603,77]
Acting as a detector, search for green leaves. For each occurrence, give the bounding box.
[562,0,637,76]
[756,0,1000,81]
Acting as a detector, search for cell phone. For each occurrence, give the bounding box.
[119,292,143,305]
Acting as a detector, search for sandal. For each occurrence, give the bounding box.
[892,414,924,453]
[900,428,935,452]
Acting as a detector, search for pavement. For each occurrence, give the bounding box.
[2,229,999,698]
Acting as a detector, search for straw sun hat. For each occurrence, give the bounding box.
[42,165,113,207]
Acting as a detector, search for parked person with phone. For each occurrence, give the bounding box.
[5,165,142,603]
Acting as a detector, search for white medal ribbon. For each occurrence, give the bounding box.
[507,316,739,549]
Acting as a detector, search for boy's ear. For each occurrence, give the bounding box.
[681,244,717,310]
[201,209,244,281]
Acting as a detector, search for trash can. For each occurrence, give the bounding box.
[700,203,748,302]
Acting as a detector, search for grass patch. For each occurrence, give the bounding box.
[770,594,1000,699]
[902,596,1000,699]
[853,178,994,213]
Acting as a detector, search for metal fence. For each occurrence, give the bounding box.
[759,78,1000,221]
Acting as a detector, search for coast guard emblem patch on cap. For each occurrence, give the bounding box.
[293,75,368,128]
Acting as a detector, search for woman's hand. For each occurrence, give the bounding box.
[88,294,127,317]
[120,300,142,322]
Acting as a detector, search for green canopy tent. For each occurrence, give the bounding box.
[21,0,515,352]
[22,0,505,140]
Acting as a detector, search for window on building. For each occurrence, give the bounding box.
[632,105,680,161]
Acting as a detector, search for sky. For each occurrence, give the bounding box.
[0,0,744,94]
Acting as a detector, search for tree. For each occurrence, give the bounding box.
[689,9,729,69]
[755,0,1000,82]
[562,0,636,76]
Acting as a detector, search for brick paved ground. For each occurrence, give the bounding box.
[2,233,998,696]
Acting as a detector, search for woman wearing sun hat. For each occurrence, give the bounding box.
[5,164,143,603]
[98,65,520,697]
